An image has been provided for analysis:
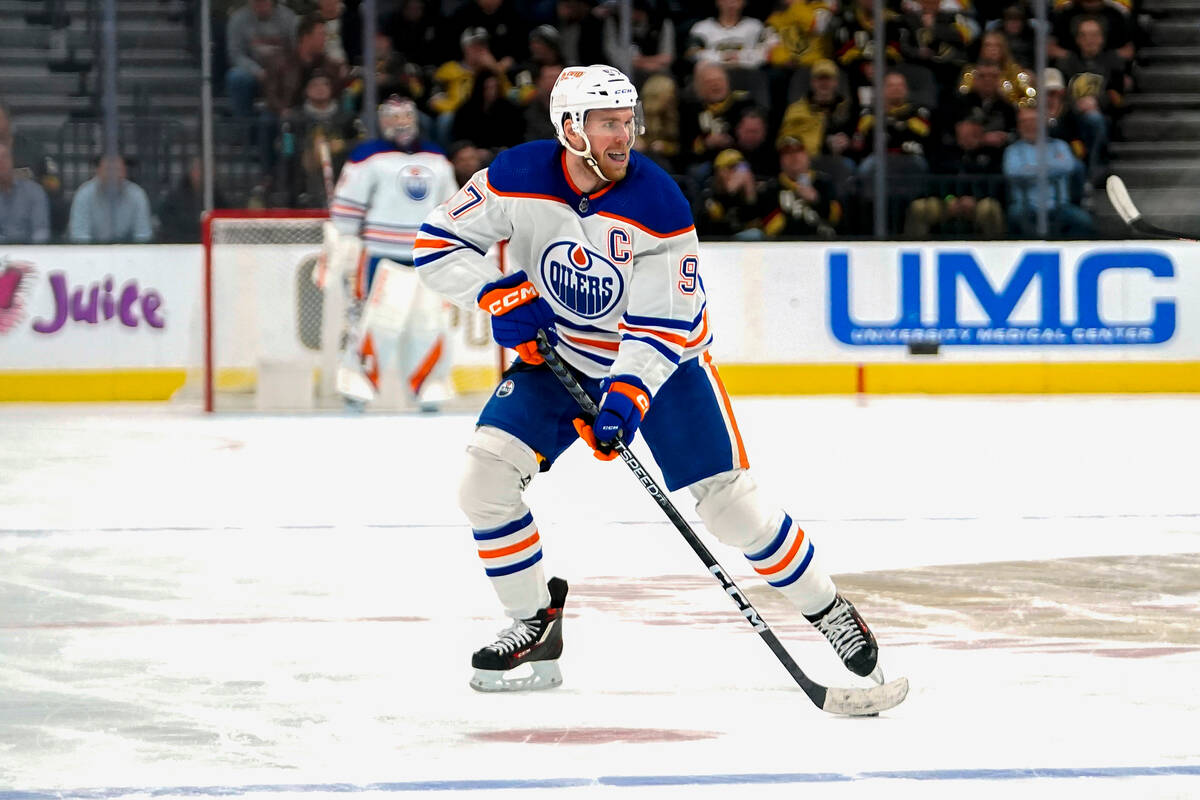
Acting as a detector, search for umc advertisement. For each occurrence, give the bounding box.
[0,241,1197,400]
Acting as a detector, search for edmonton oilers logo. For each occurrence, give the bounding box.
[400,165,431,201]
[496,379,515,398]
[539,241,624,319]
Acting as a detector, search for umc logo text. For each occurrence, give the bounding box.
[828,249,1176,346]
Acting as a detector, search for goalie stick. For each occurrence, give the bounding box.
[1105,175,1197,241]
[534,332,909,717]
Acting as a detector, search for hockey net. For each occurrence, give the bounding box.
[186,209,502,412]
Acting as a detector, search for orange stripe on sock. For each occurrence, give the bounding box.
[753,527,806,576]
[478,531,540,560]
[703,351,749,469]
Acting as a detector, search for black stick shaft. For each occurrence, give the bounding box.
[534,332,827,708]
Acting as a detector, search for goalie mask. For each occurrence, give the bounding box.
[550,64,645,183]
[379,96,419,148]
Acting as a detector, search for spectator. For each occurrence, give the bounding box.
[1055,18,1127,117]
[158,158,231,243]
[763,137,838,237]
[382,0,443,70]
[553,0,607,66]
[958,30,1034,108]
[777,59,858,160]
[633,73,681,172]
[522,63,564,141]
[900,0,976,91]
[907,113,1005,237]
[450,0,529,72]
[954,60,1016,150]
[0,101,64,235]
[283,71,361,207]
[264,15,342,116]
[430,28,513,120]
[1050,0,1134,62]
[994,4,1036,72]
[511,25,565,106]
[1043,67,1107,183]
[67,155,153,244]
[679,61,755,170]
[688,0,769,69]
[372,31,427,107]
[449,141,489,187]
[451,71,527,151]
[1003,106,1094,236]
[831,0,906,90]
[315,0,348,67]
[602,0,676,81]
[225,0,299,117]
[765,0,835,68]
[854,70,932,173]
[0,142,50,244]
[733,107,777,178]
[696,148,768,238]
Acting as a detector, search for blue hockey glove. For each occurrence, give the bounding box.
[574,375,650,461]
[477,270,558,364]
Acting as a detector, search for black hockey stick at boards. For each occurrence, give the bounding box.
[1105,175,1197,241]
[534,331,909,716]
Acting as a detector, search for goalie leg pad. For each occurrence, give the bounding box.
[460,426,550,618]
[690,468,834,616]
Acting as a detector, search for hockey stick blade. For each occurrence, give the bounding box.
[534,331,908,716]
[1105,175,1140,225]
[1106,175,1198,240]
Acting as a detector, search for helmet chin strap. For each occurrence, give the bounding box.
[563,123,610,185]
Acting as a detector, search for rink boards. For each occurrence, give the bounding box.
[0,240,1197,400]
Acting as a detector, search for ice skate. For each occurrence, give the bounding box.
[806,593,882,684]
[470,577,567,692]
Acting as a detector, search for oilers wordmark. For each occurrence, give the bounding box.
[829,248,1176,346]
[540,241,624,319]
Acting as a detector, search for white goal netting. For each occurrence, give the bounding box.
[186,211,501,412]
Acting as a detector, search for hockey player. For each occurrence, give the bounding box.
[415,65,884,692]
[326,96,458,409]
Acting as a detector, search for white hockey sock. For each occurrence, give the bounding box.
[472,510,551,619]
[743,511,835,617]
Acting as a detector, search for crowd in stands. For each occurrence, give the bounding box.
[0,0,1141,243]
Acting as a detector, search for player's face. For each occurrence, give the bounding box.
[583,108,636,181]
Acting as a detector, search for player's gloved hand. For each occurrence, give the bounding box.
[477,270,558,365]
[573,376,650,461]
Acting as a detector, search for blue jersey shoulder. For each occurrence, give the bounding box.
[348,139,446,163]
[486,140,566,196]
[605,152,693,235]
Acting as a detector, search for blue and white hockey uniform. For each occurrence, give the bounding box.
[332,139,457,266]
[414,139,712,398]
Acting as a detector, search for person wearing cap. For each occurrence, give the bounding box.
[430,26,514,142]
[449,0,529,73]
[1042,66,1108,184]
[777,58,858,159]
[763,136,838,238]
[696,148,768,238]
[765,0,835,68]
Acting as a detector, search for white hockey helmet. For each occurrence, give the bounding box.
[550,64,644,181]
[378,95,419,147]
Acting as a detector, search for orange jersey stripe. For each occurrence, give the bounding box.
[703,350,749,469]
[414,236,455,249]
[478,531,541,559]
[561,330,621,351]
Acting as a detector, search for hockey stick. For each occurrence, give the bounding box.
[534,332,908,716]
[1106,175,1197,241]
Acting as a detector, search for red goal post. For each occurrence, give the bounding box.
[198,209,503,412]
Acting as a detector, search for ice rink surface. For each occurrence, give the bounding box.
[2,395,1199,799]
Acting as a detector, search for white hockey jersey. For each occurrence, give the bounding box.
[331,139,458,263]
[414,140,711,397]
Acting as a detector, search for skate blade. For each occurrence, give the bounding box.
[469,661,562,693]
